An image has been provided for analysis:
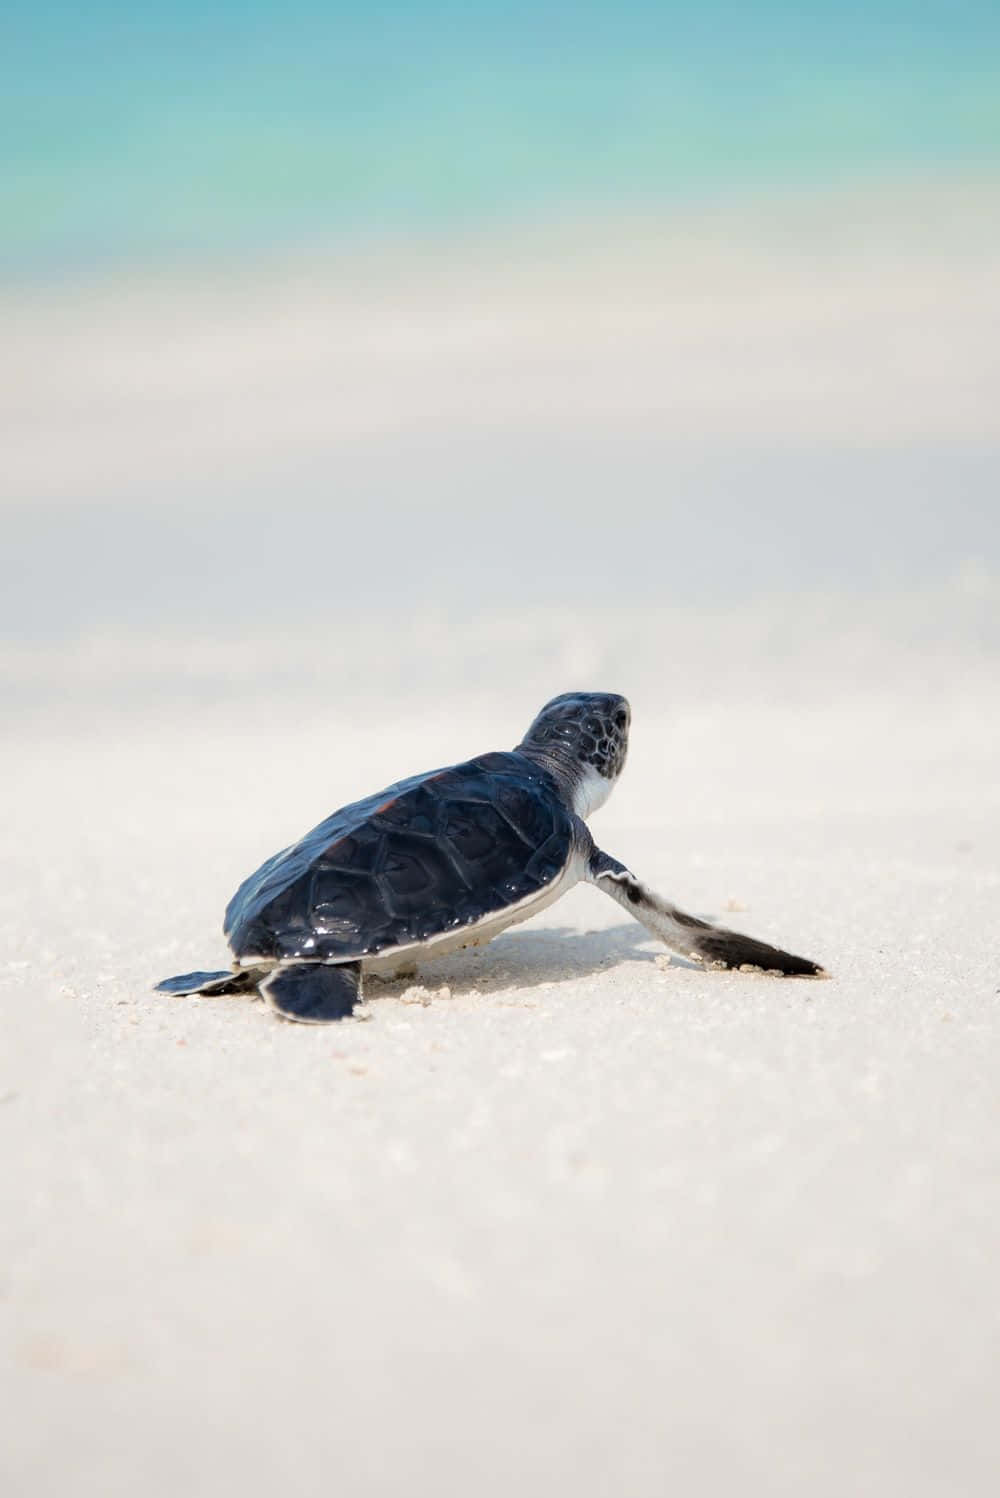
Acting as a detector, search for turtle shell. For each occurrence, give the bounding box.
[224,752,575,963]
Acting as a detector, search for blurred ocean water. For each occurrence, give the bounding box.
[3,1,999,272]
[3,2,999,714]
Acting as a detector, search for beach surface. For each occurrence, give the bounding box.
[3,628,1000,1497]
[3,183,1000,1494]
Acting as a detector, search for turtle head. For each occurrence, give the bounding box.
[518,692,631,817]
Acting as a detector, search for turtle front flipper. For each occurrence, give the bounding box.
[155,969,260,996]
[260,962,362,1024]
[588,847,826,977]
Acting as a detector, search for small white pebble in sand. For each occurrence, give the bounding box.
[400,985,435,1006]
[738,963,764,974]
[353,1005,374,1022]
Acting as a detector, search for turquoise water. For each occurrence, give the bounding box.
[4,2,1000,271]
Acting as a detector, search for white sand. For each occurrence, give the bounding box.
[5,179,1000,509]
[3,181,1000,1494]
[3,650,1000,1497]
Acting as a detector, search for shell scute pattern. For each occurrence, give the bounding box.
[320,827,383,873]
[225,754,573,963]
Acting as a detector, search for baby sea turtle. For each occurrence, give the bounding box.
[156,692,824,1023]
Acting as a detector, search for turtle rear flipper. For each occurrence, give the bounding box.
[261,962,362,1023]
[155,968,260,996]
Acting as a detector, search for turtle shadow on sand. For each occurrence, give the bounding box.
[369,921,696,1001]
